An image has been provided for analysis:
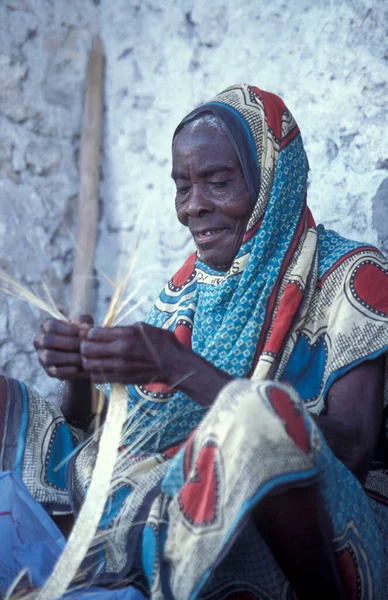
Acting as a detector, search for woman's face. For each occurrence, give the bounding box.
[172,122,253,271]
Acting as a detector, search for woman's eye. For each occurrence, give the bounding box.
[210,180,229,189]
[176,186,190,194]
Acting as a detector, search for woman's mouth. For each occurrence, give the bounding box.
[194,228,227,244]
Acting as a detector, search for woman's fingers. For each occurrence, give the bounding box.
[79,324,173,385]
[89,371,154,384]
[80,339,120,359]
[71,314,94,326]
[33,318,98,381]
[34,331,81,352]
[34,319,81,352]
[83,357,154,371]
[45,366,82,379]
[79,323,93,340]
[84,358,158,385]
[81,331,136,359]
[86,326,129,341]
[41,319,80,336]
[38,350,83,367]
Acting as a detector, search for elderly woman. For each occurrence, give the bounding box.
[1,85,388,599]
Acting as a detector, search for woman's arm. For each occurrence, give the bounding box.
[80,322,386,478]
[59,378,94,429]
[163,343,233,407]
[313,355,385,483]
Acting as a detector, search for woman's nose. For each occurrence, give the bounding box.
[185,183,213,218]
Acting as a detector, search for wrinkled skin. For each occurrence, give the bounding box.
[34,316,92,381]
[172,122,253,270]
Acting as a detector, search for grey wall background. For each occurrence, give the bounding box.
[0,0,387,398]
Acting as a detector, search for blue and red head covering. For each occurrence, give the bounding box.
[174,84,308,237]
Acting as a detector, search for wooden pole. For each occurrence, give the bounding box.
[70,36,104,319]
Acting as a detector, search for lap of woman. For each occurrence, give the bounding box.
[0,376,387,600]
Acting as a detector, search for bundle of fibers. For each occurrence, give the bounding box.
[0,270,135,600]
[36,383,128,600]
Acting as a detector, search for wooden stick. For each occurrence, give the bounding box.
[70,36,104,319]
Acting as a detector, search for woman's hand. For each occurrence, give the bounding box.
[34,315,95,428]
[81,321,233,407]
[33,315,93,380]
[80,322,180,385]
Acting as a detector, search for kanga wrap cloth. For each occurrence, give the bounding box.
[0,378,386,599]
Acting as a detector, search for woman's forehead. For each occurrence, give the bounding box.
[172,124,241,176]
[174,98,262,204]
[174,121,233,151]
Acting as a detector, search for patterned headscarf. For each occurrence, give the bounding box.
[121,84,388,453]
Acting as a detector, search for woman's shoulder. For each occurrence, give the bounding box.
[316,224,386,283]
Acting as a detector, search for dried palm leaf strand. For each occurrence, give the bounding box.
[0,270,67,322]
[35,384,128,600]
[35,254,141,598]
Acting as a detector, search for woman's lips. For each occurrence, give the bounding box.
[193,228,227,245]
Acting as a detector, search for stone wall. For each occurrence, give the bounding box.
[0,0,387,397]
[0,0,99,396]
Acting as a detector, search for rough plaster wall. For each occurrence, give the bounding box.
[0,0,99,397]
[0,0,387,397]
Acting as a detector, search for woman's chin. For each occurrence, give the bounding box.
[197,250,234,271]
[194,231,243,271]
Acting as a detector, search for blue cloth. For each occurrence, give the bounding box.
[0,471,145,600]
